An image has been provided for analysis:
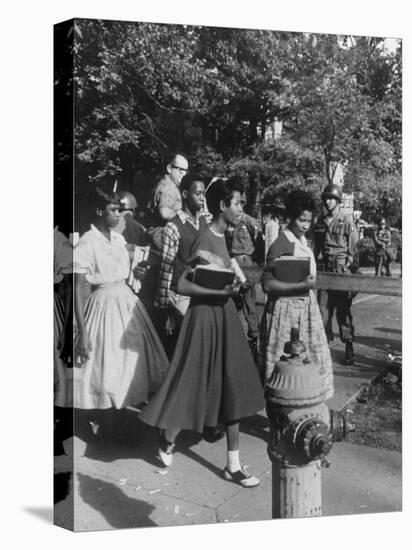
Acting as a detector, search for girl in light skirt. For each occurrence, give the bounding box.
[258,189,334,399]
[73,188,168,432]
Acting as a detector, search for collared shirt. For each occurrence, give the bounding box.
[153,174,182,218]
[313,208,358,263]
[74,224,129,284]
[154,211,202,308]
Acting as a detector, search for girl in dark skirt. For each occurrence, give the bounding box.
[140,178,264,487]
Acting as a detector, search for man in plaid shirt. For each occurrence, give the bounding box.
[153,174,208,354]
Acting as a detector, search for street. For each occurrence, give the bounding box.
[54,291,402,531]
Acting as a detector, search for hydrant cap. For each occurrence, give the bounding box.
[265,329,327,406]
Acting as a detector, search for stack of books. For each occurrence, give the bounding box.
[127,245,150,293]
[193,264,235,290]
[270,256,310,282]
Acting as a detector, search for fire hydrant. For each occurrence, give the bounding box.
[265,328,354,518]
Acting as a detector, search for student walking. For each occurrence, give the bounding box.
[259,190,333,399]
[140,178,264,487]
[153,174,208,356]
[73,188,169,418]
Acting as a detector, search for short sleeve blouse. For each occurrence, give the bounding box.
[266,229,316,275]
[193,228,232,269]
[74,225,130,284]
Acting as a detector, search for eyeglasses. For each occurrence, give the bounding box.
[170,165,188,173]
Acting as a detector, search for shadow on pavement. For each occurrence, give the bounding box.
[54,471,72,504]
[331,347,389,377]
[78,473,157,530]
[240,413,270,443]
[374,327,401,335]
[355,334,401,352]
[76,408,216,471]
[23,506,53,524]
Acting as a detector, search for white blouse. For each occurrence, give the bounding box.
[74,224,130,284]
[283,228,317,276]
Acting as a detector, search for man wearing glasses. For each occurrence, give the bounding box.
[154,152,189,222]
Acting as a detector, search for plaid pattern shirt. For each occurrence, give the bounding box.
[154,211,201,309]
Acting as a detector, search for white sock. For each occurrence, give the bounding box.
[227,449,241,472]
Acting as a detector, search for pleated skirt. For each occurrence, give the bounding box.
[73,282,169,409]
[140,298,264,433]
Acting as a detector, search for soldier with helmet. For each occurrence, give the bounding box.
[313,184,359,365]
[115,191,148,247]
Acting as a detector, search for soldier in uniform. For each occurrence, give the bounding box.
[373,218,393,277]
[225,192,261,359]
[313,184,359,365]
[116,191,148,246]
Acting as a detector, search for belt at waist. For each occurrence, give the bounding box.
[90,280,127,292]
[190,296,229,307]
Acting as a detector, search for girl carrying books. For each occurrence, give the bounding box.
[73,188,169,420]
[139,178,264,487]
[259,189,333,399]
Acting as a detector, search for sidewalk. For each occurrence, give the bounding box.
[54,295,402,531]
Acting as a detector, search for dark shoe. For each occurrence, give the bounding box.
[158,432,175,467]
[203,426,225,443]
[223,467,260,488]
[344,341,354,365]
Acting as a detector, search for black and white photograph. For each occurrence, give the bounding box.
[53,16,402,531]
[2,1,409,548]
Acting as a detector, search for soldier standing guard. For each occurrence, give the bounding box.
[373,218,393,277]
[313,184,359,365]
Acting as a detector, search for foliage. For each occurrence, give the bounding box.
[66,20,401,221]
[357,228,402,267]
[357,237,377,267]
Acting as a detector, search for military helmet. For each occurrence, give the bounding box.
[322,184,342,202]
[119,191,137,210]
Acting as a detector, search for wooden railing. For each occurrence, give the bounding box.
[242,267,402,297]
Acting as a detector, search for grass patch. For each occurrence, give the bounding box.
[350,372,402,452]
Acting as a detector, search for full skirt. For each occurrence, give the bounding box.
[73,282,169,409]
[140,298,264,433]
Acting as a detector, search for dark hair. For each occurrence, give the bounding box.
[206,177,244,217]
[180,174,204,194]
[91,186,121,211]
[284,189,317,220]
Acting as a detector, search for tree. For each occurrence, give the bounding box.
[67,20,401,225]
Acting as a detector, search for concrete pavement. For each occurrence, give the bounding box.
[54,294,402,531]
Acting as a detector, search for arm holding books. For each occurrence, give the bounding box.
[176,267,239,299]
[261,270,315,296]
